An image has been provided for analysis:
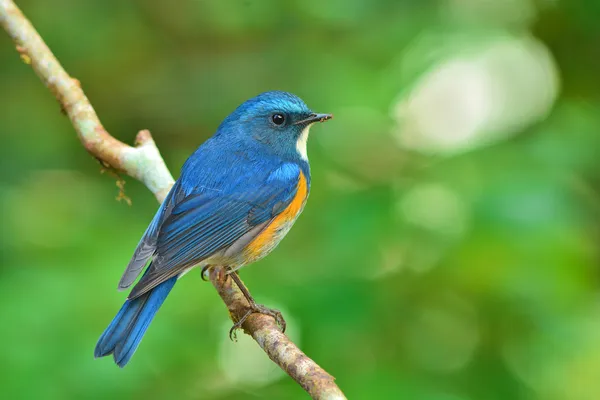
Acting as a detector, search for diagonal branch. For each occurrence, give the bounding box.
[209,267,345,399]
[0,1,346,399]
[0,0,174,203]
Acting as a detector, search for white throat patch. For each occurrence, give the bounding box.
[296,125,311,161]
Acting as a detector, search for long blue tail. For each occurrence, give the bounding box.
[94,277,177,367]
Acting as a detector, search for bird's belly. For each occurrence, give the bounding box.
[239,171,309,266]
[241,217,298,265]
[176,215,302,276]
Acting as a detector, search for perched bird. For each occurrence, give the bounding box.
[94,91,332,367]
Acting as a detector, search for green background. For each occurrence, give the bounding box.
[1,1,599,399]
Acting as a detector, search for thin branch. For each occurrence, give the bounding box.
[0,1,346,399]
[209,267,346,399]
[0,0,174,203]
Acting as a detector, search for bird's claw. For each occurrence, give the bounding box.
[252,303,286,333]
[229,309,252,341]
[229,304,286,341]
[200,265,210,281]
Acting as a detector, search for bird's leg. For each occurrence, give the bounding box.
[227,270,286,340]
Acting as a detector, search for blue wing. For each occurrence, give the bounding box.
[125,162,303,299]
[118,180,183,290]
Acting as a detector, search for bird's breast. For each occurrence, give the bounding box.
[242,171,309,263]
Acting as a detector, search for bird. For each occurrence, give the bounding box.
[94,91,332,367]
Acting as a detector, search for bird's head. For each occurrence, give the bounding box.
[217,91,332,161]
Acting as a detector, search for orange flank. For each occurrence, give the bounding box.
[244,171,309,260]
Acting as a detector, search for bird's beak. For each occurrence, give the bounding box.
[294,113,333,125]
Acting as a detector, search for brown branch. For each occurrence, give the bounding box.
[209,267,346,399]
[0,0,174,203]
[0,1,346,398]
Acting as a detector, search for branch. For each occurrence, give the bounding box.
[209,267,345,399]
[0,0,174,202]
[0,1,346,399]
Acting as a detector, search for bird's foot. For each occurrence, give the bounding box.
[200,265,210,281]
[229,303,286,341]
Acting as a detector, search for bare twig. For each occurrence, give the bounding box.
[0,1,346,398]
[0,0,174,202]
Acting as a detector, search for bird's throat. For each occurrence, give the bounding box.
[296,125,311,161]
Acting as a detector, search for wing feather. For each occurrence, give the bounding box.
[126,164,302,299]
[118,181,182,290]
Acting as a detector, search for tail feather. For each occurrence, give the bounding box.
[95,277,177,367]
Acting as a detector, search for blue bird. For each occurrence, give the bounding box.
[94,91,332,367]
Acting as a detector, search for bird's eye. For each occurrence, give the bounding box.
[271,113,285,126]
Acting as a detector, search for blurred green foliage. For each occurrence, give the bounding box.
[1,0,599,399]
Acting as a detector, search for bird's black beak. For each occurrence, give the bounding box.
[294,113,333,125]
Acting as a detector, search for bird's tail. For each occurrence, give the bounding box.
[94,277,177,367]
